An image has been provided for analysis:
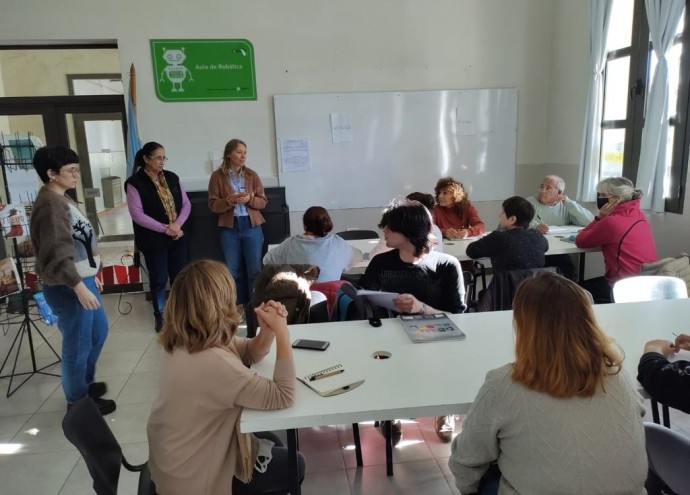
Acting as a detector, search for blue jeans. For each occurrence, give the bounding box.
[43,276,109,404]
[142,239,189,316]
[219,217,264,305]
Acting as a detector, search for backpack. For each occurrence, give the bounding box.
[332,281,373,321]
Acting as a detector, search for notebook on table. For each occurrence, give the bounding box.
[297,364,365,397]
[399,313,466,343]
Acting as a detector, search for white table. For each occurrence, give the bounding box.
[241,299,690,494]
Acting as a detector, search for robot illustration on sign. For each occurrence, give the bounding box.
[159,47,194,92]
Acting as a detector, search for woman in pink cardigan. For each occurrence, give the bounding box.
[147,260,305,495]
[576,177,658,303]
[432,177,485,239]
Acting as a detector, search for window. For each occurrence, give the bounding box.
[600,0,690,213]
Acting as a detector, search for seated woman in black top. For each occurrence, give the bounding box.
[466,196,548,272]
[359,200,466,315]
[358,200,465,444]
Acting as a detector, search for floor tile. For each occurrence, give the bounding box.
[116,371,159,405]
[0,450,80,495]
[347,458,454,495]
[11,410,74,454]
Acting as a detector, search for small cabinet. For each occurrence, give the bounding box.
[101,176,122,209]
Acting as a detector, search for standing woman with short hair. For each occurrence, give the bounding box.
[208,139,268,325]
[125,141,191,332]
[30,146,115,415]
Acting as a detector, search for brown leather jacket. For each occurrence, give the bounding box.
[207,166,267,228]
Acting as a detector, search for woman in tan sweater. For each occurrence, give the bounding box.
[147,260,305,495]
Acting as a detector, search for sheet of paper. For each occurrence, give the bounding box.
[280,138,311,173]
[545,225,584,235]
[330,113,353,142]
[356,290,399,312]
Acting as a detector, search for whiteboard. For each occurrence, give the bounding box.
[275,89,517,211]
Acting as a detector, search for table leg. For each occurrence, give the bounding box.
[352,423,363,466]
[383,420,394,476]
[578,253,586,282]
[287,428,301,495]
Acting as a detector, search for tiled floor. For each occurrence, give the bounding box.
[1,293,690,494]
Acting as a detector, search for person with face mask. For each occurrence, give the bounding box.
[575,177,658,303]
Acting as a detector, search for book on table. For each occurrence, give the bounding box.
[399,313,466,343]
[297,364,365,397]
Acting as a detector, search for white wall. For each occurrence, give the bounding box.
[16,0,689,268]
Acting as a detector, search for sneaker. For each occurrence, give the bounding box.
[66,397,117,416]
[378,419,403,446]
[434,415,454,443]
[88,381,107,399]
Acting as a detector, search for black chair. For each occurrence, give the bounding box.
[62,396,156,495]
[463,270,477,312]
[477,267,559,312]
[335,229,379,240]
[308,290,330,323]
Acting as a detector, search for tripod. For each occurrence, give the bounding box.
[0,238,61,397]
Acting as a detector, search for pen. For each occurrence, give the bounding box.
[310,369,345,381]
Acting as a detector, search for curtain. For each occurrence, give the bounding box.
[636,0,684,211]
[578,0,614,202]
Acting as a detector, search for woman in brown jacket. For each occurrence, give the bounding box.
[208,139,268,322]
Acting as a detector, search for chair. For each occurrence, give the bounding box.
[463,270,477,312]
[62,396,156,495]
[644,422,690,495]
[477,267,558,312]
[335,229,379,240]
[614,275,688,429]
[308,290,329,323]
[612,275,688,303]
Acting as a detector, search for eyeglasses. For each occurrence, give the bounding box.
[147,156,168,162]
[60,166,80,175]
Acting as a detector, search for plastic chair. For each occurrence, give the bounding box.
[612,275,688,303]
[614,276,687,429]
[335,229,379,240]
[62,396,156,495]
[644,422,690,495]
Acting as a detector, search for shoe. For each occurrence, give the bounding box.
[66,397,117,416]
[434,415,454,443]
[88,381,107,399]
[155,314,163,332]
[378,419,403,446]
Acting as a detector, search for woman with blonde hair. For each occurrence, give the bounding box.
[147,260,305,495]
[432,177,485,239]
[449,271,646,495]
[208,139,268,328]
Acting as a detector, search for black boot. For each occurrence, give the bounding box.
[155,313,163,332]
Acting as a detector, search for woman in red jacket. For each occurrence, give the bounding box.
[432,177,485,239]
[576,177,658,303]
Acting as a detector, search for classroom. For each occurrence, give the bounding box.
[1,1,690,494]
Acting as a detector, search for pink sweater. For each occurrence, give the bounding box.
[147,338,295,495]
[576,199,657,284]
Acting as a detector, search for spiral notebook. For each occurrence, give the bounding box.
[297,364,365,397]
[399,313,466,343]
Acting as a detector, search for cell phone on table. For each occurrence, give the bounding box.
[292,339,330,351]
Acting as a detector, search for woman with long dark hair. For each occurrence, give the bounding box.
[125,141,190,331]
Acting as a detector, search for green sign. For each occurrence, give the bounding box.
[150,39,257,102]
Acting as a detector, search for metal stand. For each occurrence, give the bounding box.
[0,290,61,397]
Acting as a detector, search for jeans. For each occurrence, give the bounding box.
[219,216,264,305]
[142,239,189,316]
[43,276,109,404]
[232,431,306,495]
